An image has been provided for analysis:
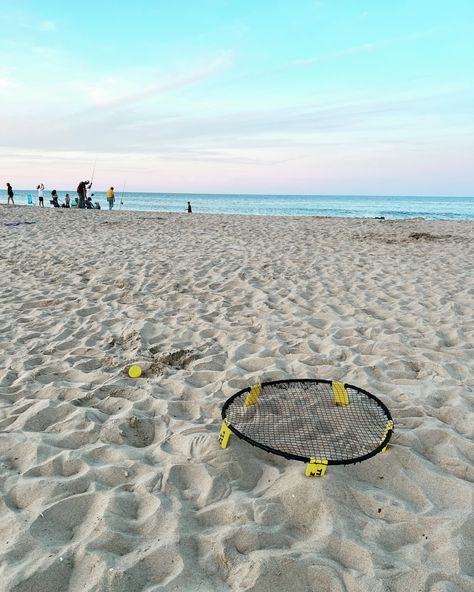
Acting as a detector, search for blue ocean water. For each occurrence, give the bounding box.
[9,191,474,220]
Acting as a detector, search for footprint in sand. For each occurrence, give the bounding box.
[165,464,230,508]
[24,454,86,479]
[29,492,103,546]
[16,402,76,432]
[100,416,157,448]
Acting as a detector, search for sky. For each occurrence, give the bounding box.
[0,0,473,195]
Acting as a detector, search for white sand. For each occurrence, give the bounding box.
[0,205,472,592]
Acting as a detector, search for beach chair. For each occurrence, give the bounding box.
[27,194,33,205]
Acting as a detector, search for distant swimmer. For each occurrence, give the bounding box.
[106,187,115,210]
[37,183,44,207]
[6,182,14,206]
[187,201,192,213]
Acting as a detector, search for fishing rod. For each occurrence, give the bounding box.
[90,160,96,185]
[85,160,96,204]
[119,182,125,209]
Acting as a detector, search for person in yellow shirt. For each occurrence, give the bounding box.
[106,186,115,210]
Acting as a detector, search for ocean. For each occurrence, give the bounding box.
[7,191,474,220]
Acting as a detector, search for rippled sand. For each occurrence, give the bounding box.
[0,205,472,591]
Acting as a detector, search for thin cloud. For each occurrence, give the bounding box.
[0,91,463,151]
[17,18,58,33]
[3,92,452,156]
[0,77,17,88]
[0,67,17,88]
[81,53,233,110]
[286,29,441,69]
[38,20,57,32]
[289,42,378,67]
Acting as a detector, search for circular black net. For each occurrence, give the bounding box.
[223,380,392,464]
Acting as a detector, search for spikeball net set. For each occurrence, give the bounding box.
[219,379,394,476]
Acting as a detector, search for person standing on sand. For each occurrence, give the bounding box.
[106,186,115,210]
[187,201,192,213]
[6,183,14,206]
[77,180,89,209]
[50,190,59,207]
[37,183,44,207]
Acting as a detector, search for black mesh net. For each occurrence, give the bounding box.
[224,380,392,464]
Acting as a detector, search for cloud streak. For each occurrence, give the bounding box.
[0,77,16,88]
[0,66,17,88]
[283,29,442,70]
[3,88,471,164]
[37,20,57,32]
[80,52,233,110]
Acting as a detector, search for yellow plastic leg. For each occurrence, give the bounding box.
[219,419,231,448]
[305,458,328,477]
[332,381,349,405]
[380,420,394,453]
[244,383,262,407]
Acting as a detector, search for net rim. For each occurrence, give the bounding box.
[222,378,394,466]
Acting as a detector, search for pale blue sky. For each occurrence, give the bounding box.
[1,0,473,194]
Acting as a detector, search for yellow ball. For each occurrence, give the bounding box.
[128,365,142,378]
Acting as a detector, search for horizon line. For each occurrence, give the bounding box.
[10,189,474,199]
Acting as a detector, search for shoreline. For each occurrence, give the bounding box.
[2,202,474,223]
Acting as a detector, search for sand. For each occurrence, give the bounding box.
[0,204,472,592]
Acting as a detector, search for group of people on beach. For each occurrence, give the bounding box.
[4,181,117,210]
[3,182,193,213]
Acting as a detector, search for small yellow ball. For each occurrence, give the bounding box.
[128,365,142,378]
